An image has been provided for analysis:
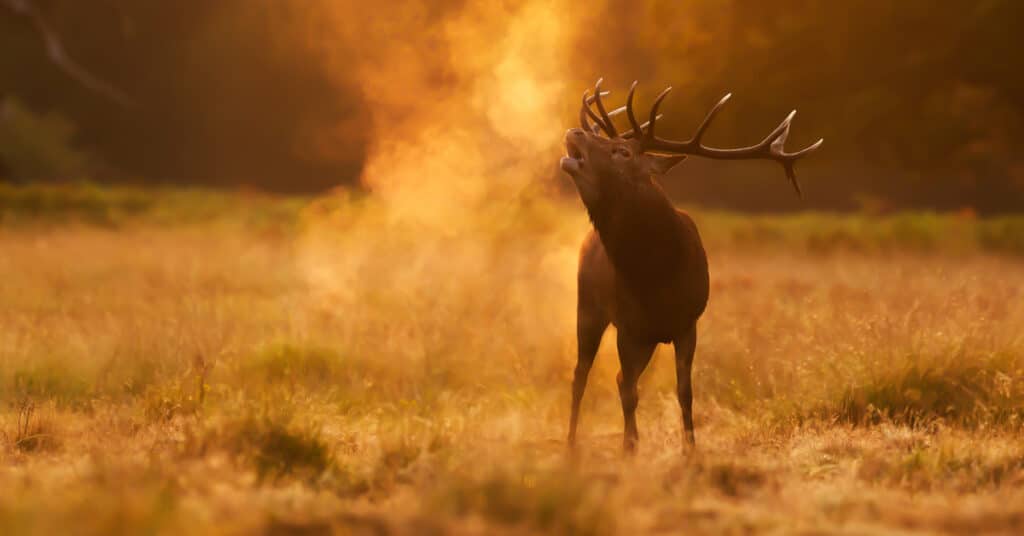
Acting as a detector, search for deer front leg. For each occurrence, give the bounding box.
[616,331,656,454]
[569,311,608,447]
[674,324,698,448]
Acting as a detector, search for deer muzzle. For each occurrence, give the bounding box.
[561,128,587,176]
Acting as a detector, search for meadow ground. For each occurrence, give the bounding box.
[1,184,1024,535]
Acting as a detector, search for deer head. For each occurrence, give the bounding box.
[561,79,823,209]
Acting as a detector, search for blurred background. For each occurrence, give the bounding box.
[1,0,1022,212]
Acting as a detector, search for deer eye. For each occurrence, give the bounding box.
[613,147,632,159]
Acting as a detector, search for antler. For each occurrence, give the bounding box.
[621,81,662,139]
[580,80,661,139]
[582,79,822,197]
[580,89,610,136]
[636,84,823,197]
[580,79,623,137]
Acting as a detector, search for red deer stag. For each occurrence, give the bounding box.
[561,79,822,452]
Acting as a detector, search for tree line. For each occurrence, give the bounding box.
[2,0,1022,212]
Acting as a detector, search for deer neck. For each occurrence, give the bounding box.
[589,182,685,282]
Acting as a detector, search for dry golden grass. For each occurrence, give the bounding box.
[1,190,1024,535]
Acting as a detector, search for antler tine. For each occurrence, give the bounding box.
[592,78,618,138]
[692,93,732,146]
[766,112,824,197]
[772,117,823,197]
[582,89,615,137]
[579,90,593,133]
[761,110,796,147]
[606,105,627,118]
[789,137,825,159]
[621,114,663,139]
[646,87,672,141]
[581,90,610,136]
[625,81,643,137]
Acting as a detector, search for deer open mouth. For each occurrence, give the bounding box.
[566,141,584,161]
[561,138,585,175]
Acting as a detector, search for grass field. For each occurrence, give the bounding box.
[2,184,1024,534]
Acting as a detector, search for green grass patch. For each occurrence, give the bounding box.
[809,353,1024,428]
[695,210,994,255]
[196,410,334,484]
[0,182,305,230]
[977,217,1024,255]
[2,351,183,408]
[6,183,1024,256]
[4,362,91,406]
[434,466,615,536]
[857,442,1024,492]
[237,341,347,391]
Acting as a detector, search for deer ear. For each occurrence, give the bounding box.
[646,154,687,175]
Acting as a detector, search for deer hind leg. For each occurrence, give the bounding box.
[616,331,657,454]
[674,324,698,448]
[568,311,608,447]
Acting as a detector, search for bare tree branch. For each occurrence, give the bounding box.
[3,0,135,107]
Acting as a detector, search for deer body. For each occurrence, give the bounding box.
[579,199,708,344]
[563,80,821,452]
